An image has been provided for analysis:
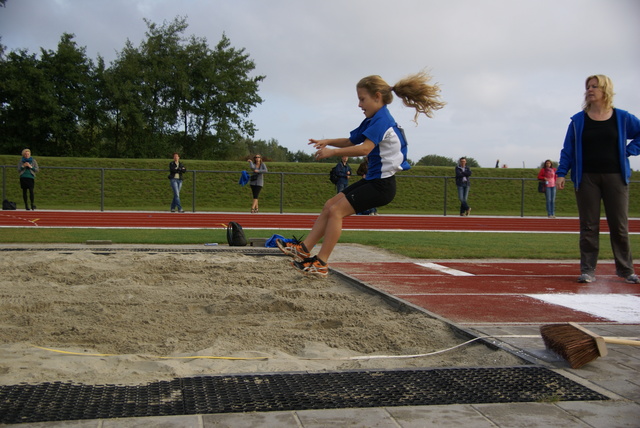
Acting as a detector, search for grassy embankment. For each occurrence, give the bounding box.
[1,155,638,259]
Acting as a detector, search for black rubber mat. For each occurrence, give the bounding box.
[0,366,608,424]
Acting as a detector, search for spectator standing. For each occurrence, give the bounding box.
[455,157,472,216]
[18,148,39,210]
[334,156,352,193]
[557,74,640,284]
[537,159,557,218]
[248,154,267,213]
[168,152,186,213]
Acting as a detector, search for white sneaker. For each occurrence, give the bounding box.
[624,274,640,284]
[577,273,595,283]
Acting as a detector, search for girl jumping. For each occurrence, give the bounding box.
[277,71,445,277]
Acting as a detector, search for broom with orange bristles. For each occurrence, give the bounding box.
[540,322,640,369]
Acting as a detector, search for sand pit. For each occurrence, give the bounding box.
[0,246,522,386]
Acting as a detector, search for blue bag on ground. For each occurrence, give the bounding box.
[265,234,286,248]
[265,234,303,248]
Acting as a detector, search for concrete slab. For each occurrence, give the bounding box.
[295,407,398,427]
[473,402,589,427]
[386,404,495,427]
[203,411,300,427]
[557,401,640,428]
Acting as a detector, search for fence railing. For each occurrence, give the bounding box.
[3,165,639,217]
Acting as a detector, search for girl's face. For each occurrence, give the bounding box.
[545,161,552,168]
[357,87,383,118]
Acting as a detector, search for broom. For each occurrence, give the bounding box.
[540,322,640,369]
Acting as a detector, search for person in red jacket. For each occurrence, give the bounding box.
[537,159,557,218]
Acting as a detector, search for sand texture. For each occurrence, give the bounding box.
[0,246,522,385]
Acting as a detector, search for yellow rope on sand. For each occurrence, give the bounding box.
[32,345,268,360]
[33,335,540,362]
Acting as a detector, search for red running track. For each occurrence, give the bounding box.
[333,261,640,324]
[2,210,640,232]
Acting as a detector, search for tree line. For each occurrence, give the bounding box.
[0,16,319,162]
[0,9,487,166]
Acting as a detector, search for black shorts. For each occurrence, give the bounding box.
[342,176,396,213]
[250,185,262,199]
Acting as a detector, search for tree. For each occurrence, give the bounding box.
[185,33,264,159]
[0,16,265,160]
[38,33,94,156]
[0,49,54,155]
[106,17,265,159]
[417,154,456,166]
[416,154,480,167]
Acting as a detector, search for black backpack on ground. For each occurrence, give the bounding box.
[329,166,339,184]
[2,199,16,210]
[226,221,247,246]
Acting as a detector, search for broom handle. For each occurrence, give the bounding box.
[603,337,640,346]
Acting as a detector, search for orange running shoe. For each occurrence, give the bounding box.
[291,256,328,278]
[276,238,310,262]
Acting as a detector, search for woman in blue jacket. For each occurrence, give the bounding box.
[557,74,640,284]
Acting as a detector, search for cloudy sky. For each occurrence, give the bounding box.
[1,0,639,168]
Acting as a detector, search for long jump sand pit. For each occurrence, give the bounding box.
[0,245,522,386]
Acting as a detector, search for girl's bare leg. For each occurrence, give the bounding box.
[303,193,355,263]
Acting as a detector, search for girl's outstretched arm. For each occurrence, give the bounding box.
[315,140,374,160]
[309,138,352,149]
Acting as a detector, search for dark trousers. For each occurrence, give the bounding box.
[20,177,35,208]
[575,173,634,276]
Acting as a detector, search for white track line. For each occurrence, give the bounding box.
[415,262,475,276]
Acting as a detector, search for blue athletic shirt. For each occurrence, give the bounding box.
[349,105,410,179]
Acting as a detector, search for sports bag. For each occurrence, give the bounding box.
[538,180,546,193]
[226,221,247,246]
[329,166,339,184]
[2,199,17,210]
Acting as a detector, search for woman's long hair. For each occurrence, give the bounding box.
[357,70,446,123]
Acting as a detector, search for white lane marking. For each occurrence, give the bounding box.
[416,262,474,276]
[527,294,640,323]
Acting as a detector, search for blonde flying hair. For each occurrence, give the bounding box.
[583,74,615,112]
[357,70,445,123]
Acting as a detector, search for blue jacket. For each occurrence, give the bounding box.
[557,108,640,189]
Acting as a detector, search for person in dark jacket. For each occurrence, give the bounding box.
[18,148,39,210]
[168,152,186,213]
[455,157,471,216]
[334,156,352,193]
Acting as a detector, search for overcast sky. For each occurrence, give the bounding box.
[1,0,639,169]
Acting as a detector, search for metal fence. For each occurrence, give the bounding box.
[2,165,639,216]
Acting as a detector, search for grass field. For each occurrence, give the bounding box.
[4,155,640,216]
[0,227,636,261]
